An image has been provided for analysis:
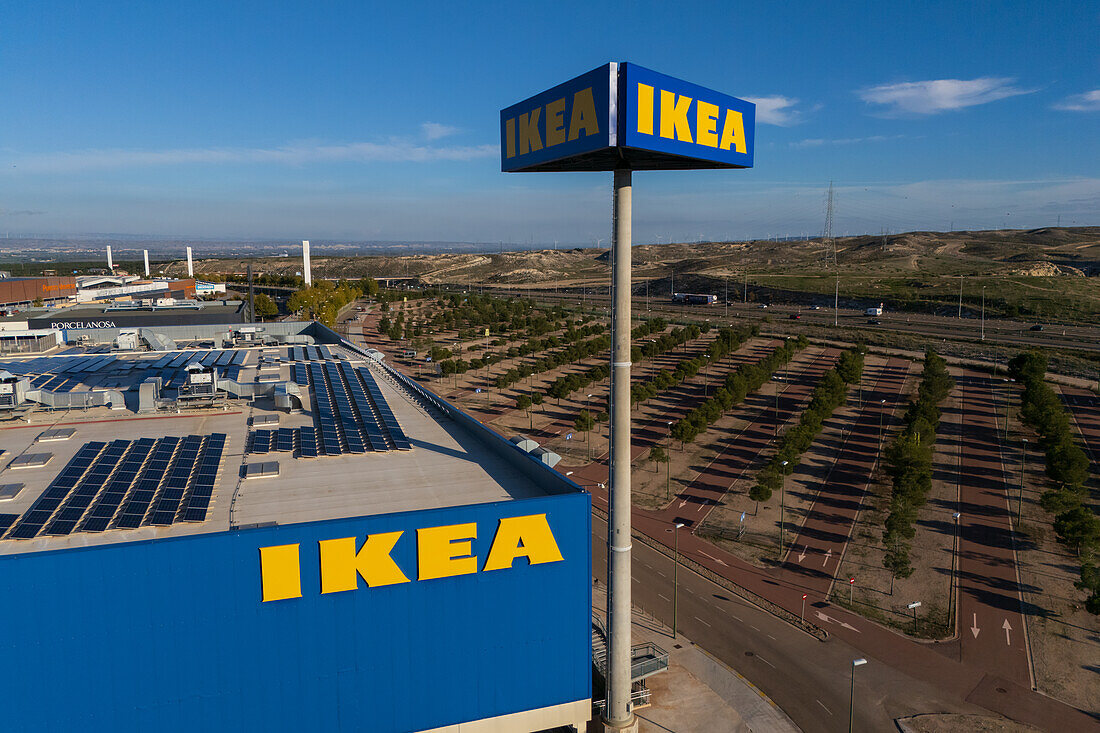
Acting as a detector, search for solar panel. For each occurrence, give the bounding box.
[4,441,106,540]
[199,351,220,366]
[0,513,20,535]
[167,352,191,368]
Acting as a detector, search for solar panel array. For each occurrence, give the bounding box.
[289,345,334,362]
[0,350,248,393]
[246,359,410,459]
[1,434,226,540]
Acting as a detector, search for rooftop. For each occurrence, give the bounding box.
[0,325,570,556]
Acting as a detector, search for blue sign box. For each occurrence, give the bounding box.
[502,62,755,172]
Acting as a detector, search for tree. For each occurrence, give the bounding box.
[574,410,595,460]
[516,394,533,430]
[648,445,671,499]
[253,293,278,320]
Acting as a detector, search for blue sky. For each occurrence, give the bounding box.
[1,1,1097,244]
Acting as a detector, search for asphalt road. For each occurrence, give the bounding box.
[954,371,1033,686]
[489,288,1100,355]
[780,357,910,595]
[590,515,981,733]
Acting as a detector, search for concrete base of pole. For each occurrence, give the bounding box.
[601,718,639,733]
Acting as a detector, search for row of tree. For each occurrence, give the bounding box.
[749,345,864,503]
[671,335,808,451]
[1009,349,1099,614]
[880,350,954,581]
[630,325,756,408]
[286,280,362,328]
[496,317,668,392]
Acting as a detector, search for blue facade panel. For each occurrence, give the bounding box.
[500,64,613,172]
[0,493,591,732]
[619,63,755,169]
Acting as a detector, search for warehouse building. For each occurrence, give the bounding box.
[0,321,591,732]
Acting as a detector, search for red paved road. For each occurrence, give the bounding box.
[780,357,911,594]
[1062,385,1100,467]
[954,370,1033,687]
[632,347,841,531]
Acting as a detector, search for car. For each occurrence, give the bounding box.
[867,318,881,325]
[810,305,821,310]
[789,313,801,320]
[758,304,768,309]
[1029,324,1044,331]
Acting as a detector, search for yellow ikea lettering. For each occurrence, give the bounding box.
[319,531,410,594]
[259,543,302,602]
[636,83,655,135]
[568,87,599,141]
[660,90,693,143]
[505,117,516,159]
[518,109,543,154]
[418,522,478,580]
[545,97,568,147]
[696,100,720,148]
[483,514,564,571]
[719,109,747,153]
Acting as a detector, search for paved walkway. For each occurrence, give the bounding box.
[590,583,800,733]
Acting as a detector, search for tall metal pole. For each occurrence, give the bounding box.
[247,263,255,323]
[606,168,634,732]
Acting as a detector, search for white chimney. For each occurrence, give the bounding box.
[302,240,312,286]
[107,245,114,270]
[143,249,150,277]
[186,246,194,278]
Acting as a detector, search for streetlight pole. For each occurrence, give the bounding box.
[779,460,789,556]
[879,399,887,444]
[672,522,684,637]
[981,285,986,341]
[1019,438,1028,525]
[850,658,867,732]
[950,512,960,632]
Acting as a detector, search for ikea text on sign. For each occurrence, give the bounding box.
[259,513,564,601]
[501,62,755,172]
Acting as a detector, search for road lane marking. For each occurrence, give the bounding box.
[658,593,671,602]
[750,625,760,631]
[816,700,832,715]
[767,634,776,640]
[656,570,666,578]
[694,616,712,627]
[756,654,775,669]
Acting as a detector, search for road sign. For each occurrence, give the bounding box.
[501,63,755,173]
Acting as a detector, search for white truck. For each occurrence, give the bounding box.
[865,303,884,317]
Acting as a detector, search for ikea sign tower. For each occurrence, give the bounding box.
[502,62,755,733]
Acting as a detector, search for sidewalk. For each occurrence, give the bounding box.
[590,583,800,733]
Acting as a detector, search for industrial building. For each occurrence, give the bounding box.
[0,299,249,332]
[0,319,591,732]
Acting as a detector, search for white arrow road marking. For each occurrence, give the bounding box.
[1002,619,1012,646]
[698,550,728,567]
[798,547,807,563]
[814,610,861,632]
[679,499,688,508]
[822,549,833,567]
[970,613,981,639]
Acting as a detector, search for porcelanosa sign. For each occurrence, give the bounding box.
[49,320,118,329]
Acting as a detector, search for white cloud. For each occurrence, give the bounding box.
[421,122,461,140]
[4,140,497,174]
[741,96,802,126]
[1053,89,1100,112]
[858,77,1034,115]
[789,134,907,149]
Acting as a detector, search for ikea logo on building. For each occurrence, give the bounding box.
[259,513,563,602]
[501,62,754,172]
[500,64,613,172]
[620,63,755,168]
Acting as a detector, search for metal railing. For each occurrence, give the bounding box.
[630,642,669,681]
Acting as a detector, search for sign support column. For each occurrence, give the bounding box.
[606,167,635,731]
